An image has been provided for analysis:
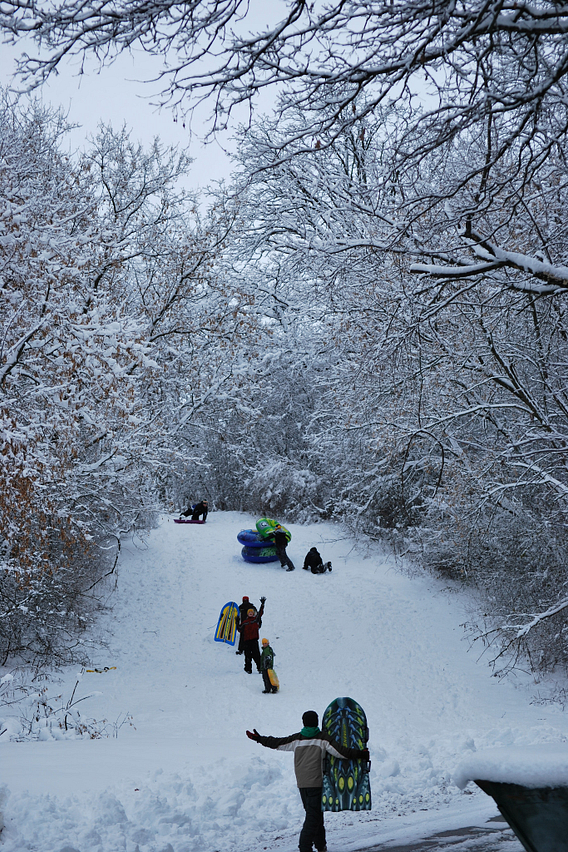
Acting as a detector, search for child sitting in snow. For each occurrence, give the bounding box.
[303,547,332,574]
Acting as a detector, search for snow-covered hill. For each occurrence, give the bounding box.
[2,511,568,851]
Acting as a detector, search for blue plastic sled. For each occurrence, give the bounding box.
[214,601,239,644]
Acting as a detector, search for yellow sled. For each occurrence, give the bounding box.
[268,668,279,691]
[214,601,239,645]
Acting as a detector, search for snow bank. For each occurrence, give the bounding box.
[455,744,568,790]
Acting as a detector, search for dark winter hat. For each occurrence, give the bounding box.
[302,710,319,727]
[242,596,249,602]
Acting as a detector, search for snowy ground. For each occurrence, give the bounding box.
[2,511,568,852]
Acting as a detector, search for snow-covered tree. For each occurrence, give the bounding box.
[4,0,568,674]
[3,0,568,292]
[3,0,567,147]
[0,95,221,665]
[211,100,568,673]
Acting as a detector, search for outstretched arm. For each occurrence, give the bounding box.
[246,730,298,751]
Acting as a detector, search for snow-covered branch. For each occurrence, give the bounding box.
[411,248,568,294]
[515,599,568,640]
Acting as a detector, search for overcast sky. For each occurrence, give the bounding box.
[0,0,287,193]
[0,40,241,193]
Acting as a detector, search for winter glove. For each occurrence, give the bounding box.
[260,596,266,603]
[246,729,261,742]
[361,748,370,762]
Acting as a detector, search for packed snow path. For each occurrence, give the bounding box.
[2,511,568,852]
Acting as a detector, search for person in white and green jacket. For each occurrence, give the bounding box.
[247,711,369,852]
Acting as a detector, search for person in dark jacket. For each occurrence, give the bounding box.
[237,598,265,673]
[273,524,295,571]
[236,596,263,655]
[179,500,208,520]
[260,638,277,693]
[247,710,369,852]
[303,547,332,574]
[190,499,208,521]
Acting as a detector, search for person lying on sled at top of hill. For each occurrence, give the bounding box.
[179,500,208,521]
[246,710,369,852]
[302,547,332,574]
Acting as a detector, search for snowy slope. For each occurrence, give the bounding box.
[2,511,568,852]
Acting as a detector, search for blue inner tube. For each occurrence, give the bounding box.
[237,529,272,547]
[241,545,280,564]
[243,545,278,558]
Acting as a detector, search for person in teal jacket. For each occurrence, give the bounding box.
[260,638,277,693]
